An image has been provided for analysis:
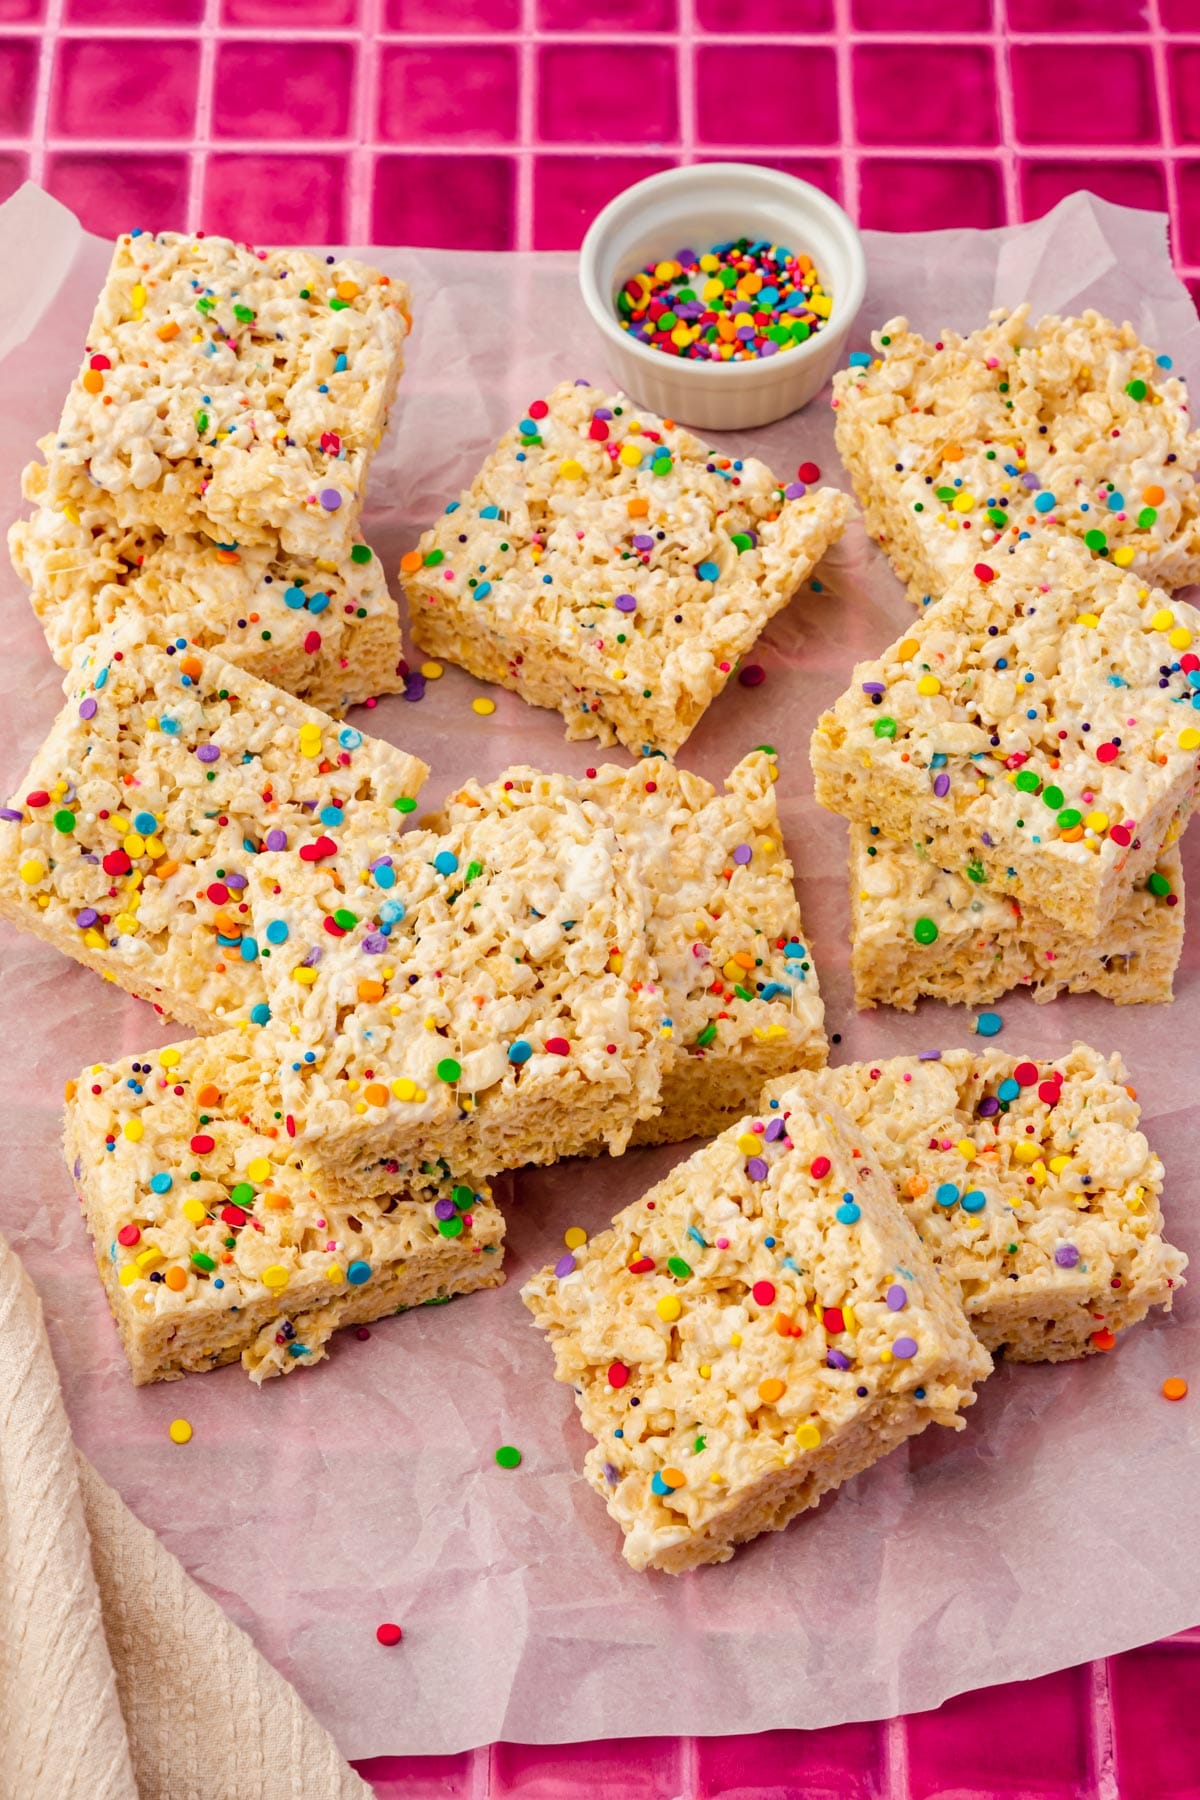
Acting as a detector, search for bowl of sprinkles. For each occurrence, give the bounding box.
[580,162,866,430]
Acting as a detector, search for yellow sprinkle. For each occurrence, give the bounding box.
[168,1418,192,1445]
[729,1331,742,1348]
[1085,810,1109,833]
[247,1157,272,1182]
[698,1363,711,1379]
[656,1294,682,1323]
[564,1226,587,1250]
[951,492,974,512]
[159,1048,181,1068]
[118,1264,140,1286]
[559,458,584,480]
[956,1139,976,1161]
[292,966,318,984]
[391,1077,420,1101]
[261,1265,290,1291]
[130,282,146,311]
[325,1265,345,1284]
[879,1348,893,1363]
[618,444,642,468]
[1077,612,1100,629]
[122,1119,144,1142]
[18,860,44,885]
[896,638,919,660]
[1112,546,1136,567]
[472,697,496,716]
[419,661,444,679]
[1170,626,1193,651]
[1152,608,1175,631]
[113,913,138,935]
[794,1421,821,1450]
[182,1198,207,1224]
[1049,1154,1073,1175]
[1013,1141,1041,1164]
[916,674,941,696]
[123,832,146,857]
[135,1246,163,1271]
[1179,727,1200,752]
[736,1132,763,1156]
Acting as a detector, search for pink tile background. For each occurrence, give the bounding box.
[4,3,1200,1794]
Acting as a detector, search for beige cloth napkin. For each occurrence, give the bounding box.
[0,1234,372,1800]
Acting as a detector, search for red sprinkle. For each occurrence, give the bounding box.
[738,664,766,687]
[1038,1080,1061,1105]
[629,1256,655,1274]
[752,1280,776,1306]
[798,461,821,483]
[810,1156,831,1179]
[1013,1061,1039,1086]
[221,1204,247,1227]
[545,1037,570,1055]
[822,1307,845,1334]
[117,1223,140,1246]
[376,1623,403,1647]
[304,630,322,654]
[608,1361,630,1388]
[299,835,337,862]
[206,882,229,905]
[103,850,132,876]
[974,563,996,583]
[1096,742,1120,764]
[190,1134,215,1155]
[26,790,50,807]
[1109,824,1132,846]
[527,398,549,419]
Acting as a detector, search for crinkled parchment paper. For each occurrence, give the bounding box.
[1,183,1198,1758]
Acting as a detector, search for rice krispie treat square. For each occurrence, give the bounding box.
[41,231,410,561]
[0,614,427,1033]
[522,1082,990,1572]
[833,305,1200,607]
[402,380,849,756]
[440,751,826,1145]
[849,824,1184,1010]
[65,1031,504,1386]
[783,1044,1186,1363]
[811,537,1200,939]
[246,768,665,1199]
[10,452,404,716]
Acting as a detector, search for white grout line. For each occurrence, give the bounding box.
[184,0,220,233]
[1147,0,1186,279]
[1087,1657,1122,1800]
[515,0,537,251]
[832,0,858,224]
[882,1712,912,1800]
[24,0,66,191]
[993,0,1024,227]
[347,0,383,242]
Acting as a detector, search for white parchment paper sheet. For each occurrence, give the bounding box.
[1,184,1199,1759]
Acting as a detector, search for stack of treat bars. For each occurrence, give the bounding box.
[1,237,1193,1574]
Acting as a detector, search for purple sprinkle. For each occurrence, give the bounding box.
[862,682,886,696]
[82,853,99,865]
[615,593,637,613]
[319,487,343,511]
[933,772,951,797]
[362,932,388,954]
[195,743,220,763]
[746,1156,769,1181]
[402,674,427,703]
[892,1336,918,1360]
[604,1461,620,1486]
[918,1049,942,1061]
[225,871,248,890]
[594,407,613,421]
[886,1284,908,1311]
[266,829,287,851]
[675,246,696,264]
[977,1095,1001,1117]
[632,536,654,551]
[301,946,323,968]
[0,809,22,823]
[73,1156,82,1180]
[981,832,994,847]
[763,1118,785,1142]
[761,341,778,357]
[784,481,807,500]
[434,1198,457,1221]
[76,907,99,927]
[732,843,752,865]
[369,855,394,872]
[554,1253,577,1278]
[827,1349,852,1370]
[1021,471,1042,489]
[78,698,98,720]
[1054,1244,1080,1268]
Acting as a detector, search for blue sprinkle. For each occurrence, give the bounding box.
[250,1002,271,1025]
[239,938,259,961]
[347,1260,372,1285]
[1034,491,1055,513]
[266,920,289,944]
[284,585,307,609]
[150,1172,172,1193]
[320,806,344,826]
[936,1183,960,1208]
[836,1199,861,1224]
[480,504,500,519]
[849,350,872,366]
[508,1039,532,1064]
[434,850,458,875]
[975,1011,1003,1037]
[961,1191,987,1213]
[374,863,396,889]
[307,590,330,615]
[475,581,492,600]
[338,727,363,749]
[696,561,720,582]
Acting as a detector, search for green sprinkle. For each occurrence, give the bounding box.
[495,1445,522,1469]
[1056,808,1082,830]
[190,1251,216,1272]
[695,1023,718,1047]
[436,1215,464,1237]
[351,543,373,564]
[913,917,938,945]
[332,908,358,930]
[423,549,444,567]
[1125,378,1148,401]
[53,809,75,833]
[1015,770,1040,793]
[1148,871,1171,896]
[667,1256,692,1279]
[437,1057,462,1083]
[394,795,417,812]
[873,717,897,739]
[1041,785,1064,810]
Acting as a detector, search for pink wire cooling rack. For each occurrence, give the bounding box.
[4,2,1200,1795]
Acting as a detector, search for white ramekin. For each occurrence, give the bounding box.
[578,162,867,433]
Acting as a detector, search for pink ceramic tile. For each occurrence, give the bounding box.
[1175,162,1200,266]
[696,1722,884,1799]
[697,0,833,30]
[1012,44,1157,147]
[353,1751,475,1796]
[905,1666,1095,1798]
[1110,1646,1200,1798]
[0,0,41,17]
[1022,156,1168,220]
[491,1738,682,1796]
[538,44,678,144]
[222,0,359,22]
[44,151,189,238]
[1170,47,1200,146]
[533,152,674,249]
[0,39,36,135]
[694,45,839,147]
[539,0,677,29]
[854,44,998,147]
[214,42,356,141]
[378,45,519,145]
[50,39,200,140]
[851,0,989,24]
[858,156,1004,230]
[1007,0,1150,25]
[385,0,520,26]
[1160,0,1200,25]
[698,152,842,203]
[0,151,27,200]
[204,152,347,242]
[372,152,516,248]
[67,0,203,19]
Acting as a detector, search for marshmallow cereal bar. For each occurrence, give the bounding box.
[65,1031,504,1385]
[402,380,849,755]
[833,306,1200,607]
[811,537,1200,938]
[10,451,403,715]
[246,768,665,1199]
[783,1044,1186,1362]
[522,1081,990,1572]
[42,231,410,561]
[849,824,1184,1009]
[0,614,427,1032]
